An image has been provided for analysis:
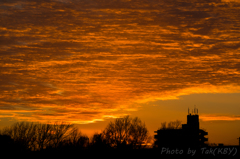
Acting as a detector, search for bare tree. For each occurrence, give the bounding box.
[1,122,38,151]
[64,128,89,149]
[1,121,74,151]
[34,122,74,151]
[102,115,150,149]
[159,120,182,130]
[50,122,74,149]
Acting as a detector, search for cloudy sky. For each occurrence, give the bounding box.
[0,0,240,145]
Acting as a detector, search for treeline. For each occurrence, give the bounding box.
[0,116,153,152]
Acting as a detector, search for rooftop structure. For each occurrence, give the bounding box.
[154,108,208,148]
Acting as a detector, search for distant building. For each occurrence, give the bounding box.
[154,109,208,148]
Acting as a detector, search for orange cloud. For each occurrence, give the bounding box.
[200,115,240,121]
[0,0,240,124]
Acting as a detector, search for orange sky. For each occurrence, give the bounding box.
[0,0,240,145]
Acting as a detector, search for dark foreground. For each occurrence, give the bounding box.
[3,146,239,158]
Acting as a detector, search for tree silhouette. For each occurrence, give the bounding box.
[159,120,182,130]
[90,132,111,150]
[1,121,74,151]
[1,122,38,151]
[101,115,150,149]
[60,128,89,151]
[48,122,74,149]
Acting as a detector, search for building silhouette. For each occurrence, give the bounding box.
[154,108,208,148]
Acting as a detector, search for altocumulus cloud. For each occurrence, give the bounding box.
[0,0,240,123]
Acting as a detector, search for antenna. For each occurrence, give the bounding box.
[197,108,198,114]
[188,108,189,115]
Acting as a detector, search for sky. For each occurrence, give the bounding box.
[0,0,240,145]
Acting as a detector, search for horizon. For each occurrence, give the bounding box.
[0,0,240,147]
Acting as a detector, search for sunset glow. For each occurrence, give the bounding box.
[0,0,240,145]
